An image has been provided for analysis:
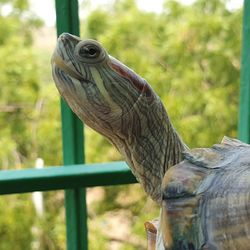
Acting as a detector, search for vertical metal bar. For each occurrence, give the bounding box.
[239,0,250,143]
[55,1,88,249]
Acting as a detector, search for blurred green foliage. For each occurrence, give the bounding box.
[0,0,42,168]
[0,0,242,249]
[0,1,64,249]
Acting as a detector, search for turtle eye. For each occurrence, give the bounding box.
[74,40,106,64]
[78,44,100,59]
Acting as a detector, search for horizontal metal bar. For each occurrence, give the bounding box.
[0,162,137,195]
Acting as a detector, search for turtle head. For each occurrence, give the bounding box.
[52,33,156,138]
[52,33,186,202]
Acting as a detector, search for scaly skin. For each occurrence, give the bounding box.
[51,33,187,203]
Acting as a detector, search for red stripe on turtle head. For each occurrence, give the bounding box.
[109,56,152,97]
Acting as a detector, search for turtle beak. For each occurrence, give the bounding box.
[51,50,83,81]
[59,32,81,43]
[51,33,84,81]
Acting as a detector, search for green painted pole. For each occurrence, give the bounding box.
[239,0,250,143]
[55,1,88,249]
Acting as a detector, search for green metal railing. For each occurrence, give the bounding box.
[0,162,136,195]
[55,1,87,248]
[0,0,249,250]
[239,0,250,143]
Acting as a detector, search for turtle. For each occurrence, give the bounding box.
[51,33,250,250]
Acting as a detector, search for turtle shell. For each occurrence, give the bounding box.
[160,137,250,250]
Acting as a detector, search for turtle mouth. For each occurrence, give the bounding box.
[51,51,83,81]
